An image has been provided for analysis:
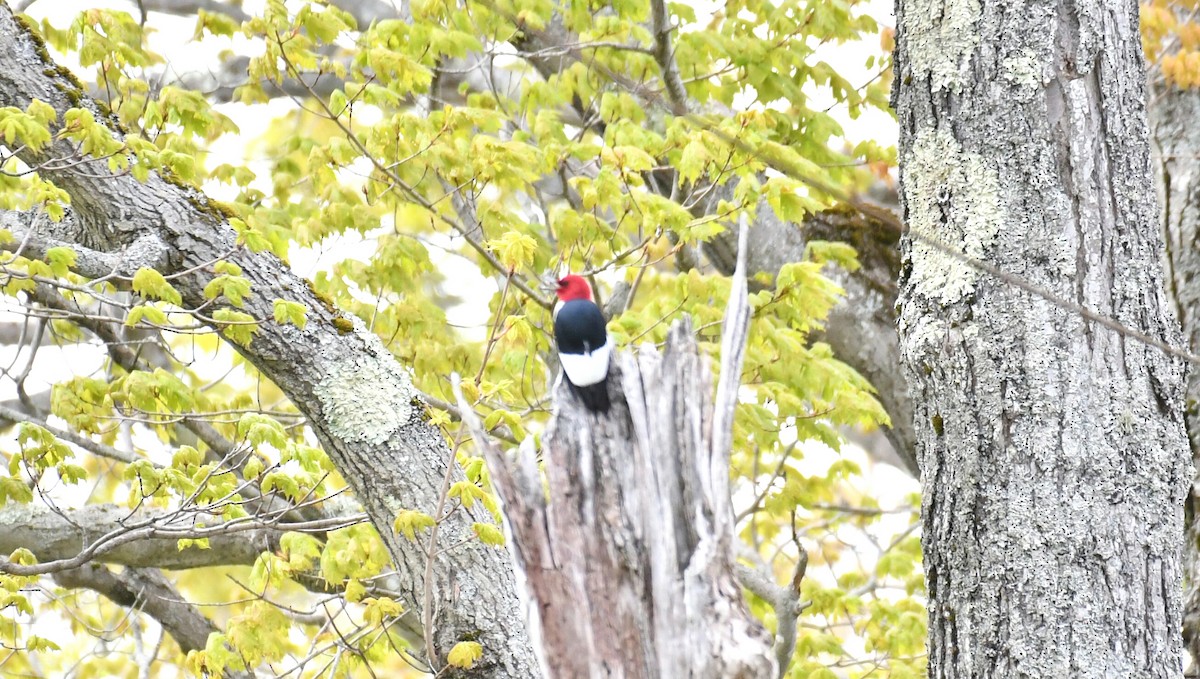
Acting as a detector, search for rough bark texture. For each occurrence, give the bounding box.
[0,6,537,676]
[0,503,283,570]
[1151,82,1200,670]
[459,243,775,678]
[894,1,1191,677]
[465,325,773,679]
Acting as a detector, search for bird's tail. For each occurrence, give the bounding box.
[568,378,611,413]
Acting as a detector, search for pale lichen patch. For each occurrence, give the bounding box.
[898,315,950,366]
[906,0,981,92]
[1002,49,1043,89]
[904,128,1005,305]
[315,321,415,446]
[377,494,407,520]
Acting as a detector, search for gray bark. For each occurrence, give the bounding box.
[460,327,775,679]
[1150,81,1200,669]
[456,228,777,678]
[0,502,287,570]
[0,6,537,677]
[894,1,1191,677]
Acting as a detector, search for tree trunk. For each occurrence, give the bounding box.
[457,229,777,678]
[1150,81,1200,671]
[893,1,1191,677]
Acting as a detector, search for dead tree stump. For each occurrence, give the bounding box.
[458,225,777,678]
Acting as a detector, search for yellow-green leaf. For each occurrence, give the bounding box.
[132,267,183,306]
[272,299,308,329]
[472,522,505,547]
[446,641,483,669]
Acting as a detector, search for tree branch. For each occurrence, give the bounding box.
[52,564,226,655]
[649,0,687,114]
[132,0,250,22]
[0,502,358,573]
[735,551,808,677]
[0,402,139,464]
[0,210,157,279]
[23,283,244,458]
[51,563,263,678]
[710,214,750,472]
[0,8,539,674]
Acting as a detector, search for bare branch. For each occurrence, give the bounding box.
[0,502,352,572]
[52,565,227,655]
[735,550,807,677]
[23,284,243,458]
[710,213,750,477]
[0,403,140,464]
[150,55,348,106]
[0,318,57,347]
[649,0,687,114]
[326,0,406,26]
[0,210,160,279]
[0,392,51,428]
[133,0,251,22]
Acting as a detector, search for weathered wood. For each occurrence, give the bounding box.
[458,222,774,678]
[463,325,774,678]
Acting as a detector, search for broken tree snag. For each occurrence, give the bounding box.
[461,322,774,678]
[456,270,775,677]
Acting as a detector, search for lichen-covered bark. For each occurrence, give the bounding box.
[1150,83,1200,670]
[0,6,537,676]
[894,1,1191,677]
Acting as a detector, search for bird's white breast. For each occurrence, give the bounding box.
[558,338,611,386]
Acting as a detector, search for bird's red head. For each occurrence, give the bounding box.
[555,275,593,302]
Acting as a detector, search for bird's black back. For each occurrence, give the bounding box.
[554,299,607,354]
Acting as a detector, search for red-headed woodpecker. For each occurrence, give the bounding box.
[553,275,612,413]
